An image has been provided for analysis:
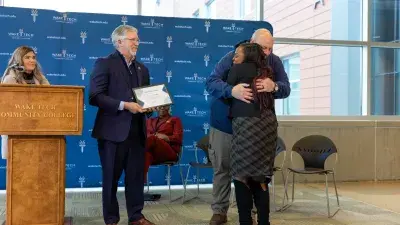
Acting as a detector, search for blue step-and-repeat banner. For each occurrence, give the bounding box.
[0,7,273,189]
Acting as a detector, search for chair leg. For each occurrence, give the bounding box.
[182,165,192,203]
[281,169,289,201]
[291,172,295,203]
[326,172,341,217]
[182,166,204,203]
[275,169,289,212]
[167,165,184,203]
[146,173,150,193]
[325,173,330,217]
[332,172,340,207]
[196,167,200,197]
[280,170,294,212]
[272,174,276,212]
[168,165,172,202]
[179,163,185,204]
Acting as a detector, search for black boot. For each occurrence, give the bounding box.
[249,178,271,225]
[233,179,254,225]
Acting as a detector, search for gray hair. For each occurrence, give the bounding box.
[251,28,272,40]
[111,25,138,48]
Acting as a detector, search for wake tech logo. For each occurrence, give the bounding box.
[31,9,38,22]
[203,123,210,134]
[140,54,163,64]
[80,31,87,44]
[80,67,87,80]
[8,28,34,40]
[205,20,211,33]
[121,16,128,25]
[185,73,206,84]
[53,12,77,24]
[166,36,173,48]
[184,107,207,118]
[222,23,244,34]
[203,90,209,101]
[166,70,172,83]
[52,49,77,60]
[185,39,207,49]
[141,18,163,29]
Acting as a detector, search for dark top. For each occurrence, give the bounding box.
[227,63,261,118]
[23,72,35,84]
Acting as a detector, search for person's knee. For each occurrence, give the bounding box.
[209,149,230,171]
[145,135,157,149]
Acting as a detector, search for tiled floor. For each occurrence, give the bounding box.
[2,182,400,224]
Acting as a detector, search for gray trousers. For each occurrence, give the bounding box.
[208,127,232,215]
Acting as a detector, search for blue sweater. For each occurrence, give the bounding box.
[205,51,291,134]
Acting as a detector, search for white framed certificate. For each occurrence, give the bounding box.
[132,84,173,109]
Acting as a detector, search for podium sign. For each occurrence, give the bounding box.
[0,85,83,135]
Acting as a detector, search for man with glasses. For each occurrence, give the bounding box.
[205,28,291,225]
[89,25,155,225]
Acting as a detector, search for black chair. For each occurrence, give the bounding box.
[182,135,213,203]
[281,135,340,217]
[146,146,185,203]
[271,137,289,211]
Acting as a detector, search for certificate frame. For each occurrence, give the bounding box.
[132,83,173,109]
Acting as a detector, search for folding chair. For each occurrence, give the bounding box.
[182,135,213,203]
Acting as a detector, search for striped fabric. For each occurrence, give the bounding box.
[230,109,277,182]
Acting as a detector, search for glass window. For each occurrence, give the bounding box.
[206,0,217,19]
[279,54,300,115]
[192,9,200,18]
[371,48,400,115]
[244,0,252,16]
[235,0,256,20]
[173,0,257,20]
[265,0,363,40]
[371,0,400,42]
[4,0,138,15]
[142,0,173,17]
[273,44,364,115]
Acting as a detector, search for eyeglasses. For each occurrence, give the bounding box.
[124,38,140,43]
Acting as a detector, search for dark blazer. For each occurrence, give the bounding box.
[89,51,150,142]
[227,62,262,118]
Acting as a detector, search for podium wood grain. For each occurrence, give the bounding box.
[7,136,65,225]
[0,85,84,225]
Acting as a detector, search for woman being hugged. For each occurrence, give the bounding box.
[1,46,50,159]
[227,43,277,225]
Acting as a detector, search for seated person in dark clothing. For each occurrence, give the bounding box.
[227,43,278,225]
[144,105,183,181]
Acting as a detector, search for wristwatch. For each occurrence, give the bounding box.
[273,82,279,93]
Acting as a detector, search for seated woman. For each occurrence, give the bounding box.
[227,43,277,225]
[144,105,183,180]
[1,46,50,160]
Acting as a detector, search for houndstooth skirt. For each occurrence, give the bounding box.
[230,109,278,182]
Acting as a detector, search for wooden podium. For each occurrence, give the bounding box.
[0,84,84,225]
